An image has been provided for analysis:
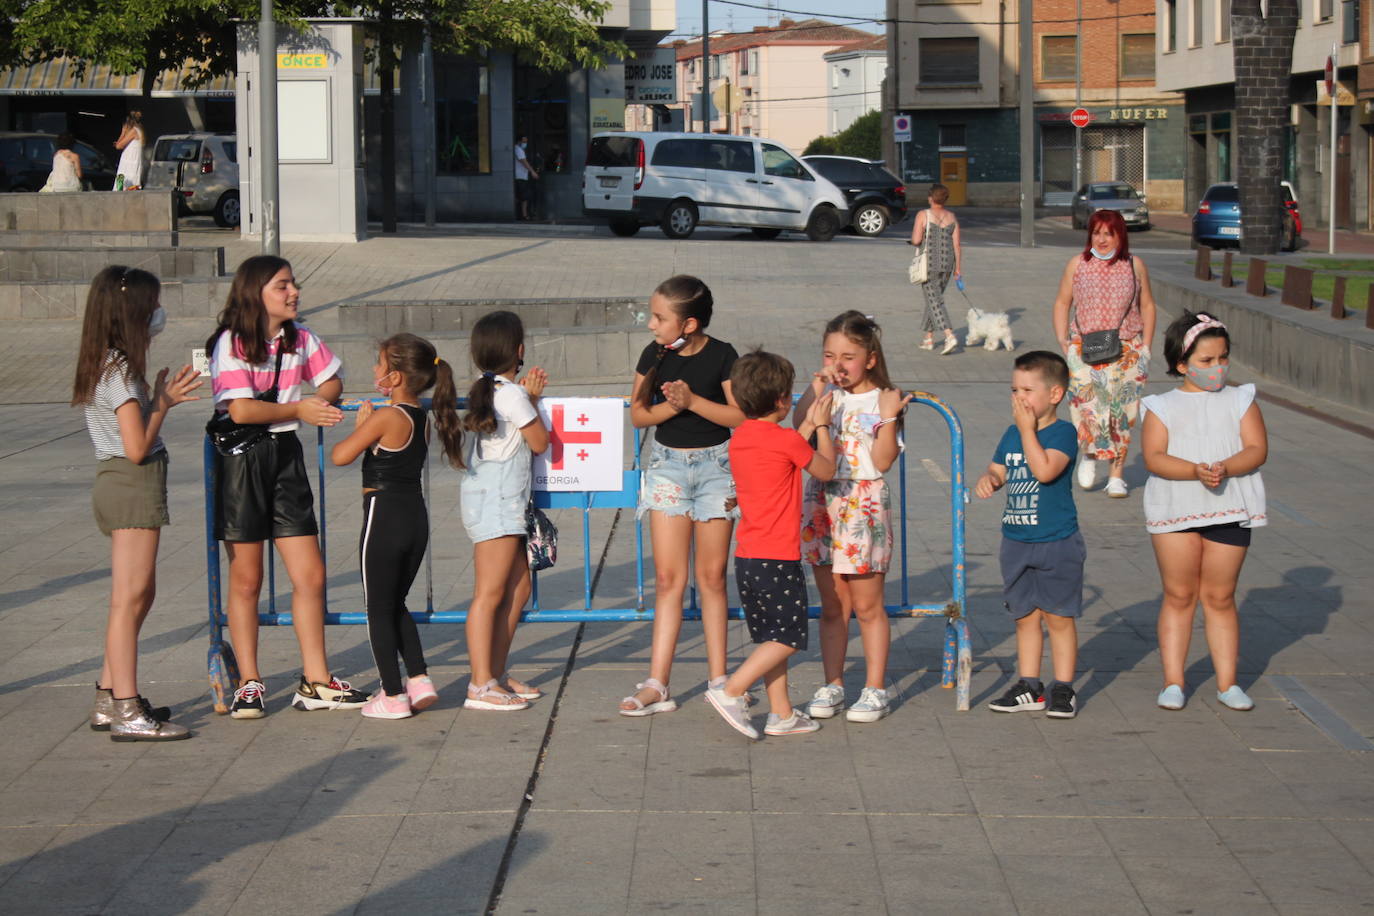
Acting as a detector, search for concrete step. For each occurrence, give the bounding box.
[1,276,226,320]
[0,246,223,282]
[338,296,645,336]
[0,229,181,248]
[0,189,176,233]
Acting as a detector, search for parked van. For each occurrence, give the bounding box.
[583,131,848,241]
[145,132,240,227]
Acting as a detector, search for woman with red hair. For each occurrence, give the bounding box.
[1051,210,1157,497]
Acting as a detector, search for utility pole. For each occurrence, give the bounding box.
[259,0,280,255]
[1329,43,1338,254]
[1019,0,1035,247]
[701,1,710,132]
[1073,0,1082,192]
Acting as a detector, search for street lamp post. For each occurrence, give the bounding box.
[259,0,280,256]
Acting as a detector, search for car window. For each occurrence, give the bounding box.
[0,138,22,164]
[222,141,237,163]
[1203,185,1238,202]
[74,142,105,171]
[154,138,201,162]
[651,139,702,168]
[24,138,54,161]
[1090,184,1137,200]
[762,144,811,180]
[706,140,754,173]
[587,135,640,168]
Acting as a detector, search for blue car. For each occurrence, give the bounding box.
[1192,181,1300,251]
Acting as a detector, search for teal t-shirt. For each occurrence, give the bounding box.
[993,419,1079,543]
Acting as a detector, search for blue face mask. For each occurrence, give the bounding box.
[1186,362,1228,392]
[148,306,166,338]
[1090,247,1117,261]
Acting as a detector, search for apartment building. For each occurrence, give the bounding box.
[673,19,877,151]
[825,34,888,135]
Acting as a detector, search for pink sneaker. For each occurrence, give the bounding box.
[361,690,412,720]
[404,675,438,711]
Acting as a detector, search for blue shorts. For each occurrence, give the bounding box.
[460,452,531,543]
[999,531,1086,619]
[637,441,737,522]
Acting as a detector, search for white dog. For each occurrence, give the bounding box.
[964,308,1014,351]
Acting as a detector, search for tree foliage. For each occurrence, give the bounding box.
[803,109,881,160]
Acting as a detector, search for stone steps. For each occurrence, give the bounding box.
[338,296,645,336]
[0,246,223,282]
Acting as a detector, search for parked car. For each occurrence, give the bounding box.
[1191,181,1300,251]
[801,155,907,237]
[0,132,116,191]
[1070,181,1150,230]
[145,132,240,227]
[583,131,849,241]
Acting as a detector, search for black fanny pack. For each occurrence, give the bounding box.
[206,348,284,457]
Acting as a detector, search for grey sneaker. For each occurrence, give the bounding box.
[845,687,892,723]
[764,709,821,736]
[806,683,846,719]
[705,686,759,740]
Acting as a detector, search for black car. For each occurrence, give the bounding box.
[0,132,117,192]
[802,155,908,237]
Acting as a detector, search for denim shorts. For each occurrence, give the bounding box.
[637,440,737,522]
[460,451,531,543]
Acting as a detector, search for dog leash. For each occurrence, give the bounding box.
[956,282,986,320]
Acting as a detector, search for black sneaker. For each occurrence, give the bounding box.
[291,675,368,711]
[988,678,1046,713]
[230,679,267,719]
[1046,683,1078,719]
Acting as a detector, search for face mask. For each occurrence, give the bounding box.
[664,336,688,351]
[374,370,393,397]
[148,306,166,338]
[1090,247,1117,261]
[1186,363,1228,392]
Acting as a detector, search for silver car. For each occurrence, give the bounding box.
[145,132,240,227]
[1070,181,1150,230]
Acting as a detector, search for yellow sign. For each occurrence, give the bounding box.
[590,98,626,131]
[1317,80,1355,106]
[277,53,328,70]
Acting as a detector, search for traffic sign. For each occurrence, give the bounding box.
[893,114,912,143]
[1070,108,1091,129]
[1325,54,1335,98]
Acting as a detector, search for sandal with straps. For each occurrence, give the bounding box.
[464,678,530,712]
[501,672,543,700]
[618,677,678,718]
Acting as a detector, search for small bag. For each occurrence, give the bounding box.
[1077,326,1123,364]
[525,502,558,571]
[206,348,284,457]
[908,244,928,284]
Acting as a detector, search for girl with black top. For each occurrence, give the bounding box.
[332,333,463,719]
[619,275,745,717]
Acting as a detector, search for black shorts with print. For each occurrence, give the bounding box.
[735,557,809,650]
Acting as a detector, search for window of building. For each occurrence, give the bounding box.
[1343,0,1359,41]
[750,50,759,74]
[688,59,696,77]
[832,64,840,89]
[919,37,979,84]
[1318,0,1334,21]
[1191,0,1204,46]
[1041,35,1077,81]
[938,124,967,149]
[1164,0,1178,51]
[711,54,722,78]
[1217,0,1232,41]
[513,64,568,177]
[740,50,750,74]
[435,56,490,174]
[1121,34,1156,77]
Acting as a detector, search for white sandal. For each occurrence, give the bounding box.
[501,672,543,700]
[618,677,678,717]
[464,678,530,712]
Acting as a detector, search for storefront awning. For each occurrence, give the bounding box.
[0,58,235,97]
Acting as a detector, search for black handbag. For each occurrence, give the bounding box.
[1075,260,1140,365]
[206,349,284,457]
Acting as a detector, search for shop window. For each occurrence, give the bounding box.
[435,57,490,175]
[919,37,979,85]
[1164,0,1178,51]
[938,124,966,149]
[515,64,570,176]
[1041,36,1076,81]
[1121,34,1156,77]
[1191,0,1203,46]
[1217,0,1232,41]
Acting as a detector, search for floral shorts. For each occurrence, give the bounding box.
[636,441,737,522]
[801,477,893,575]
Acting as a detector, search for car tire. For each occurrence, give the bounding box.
[751,227,782,239]
[609,218,641,237]
[1071,211,1083,230]
[852,203,888,237]
[661,199,698,240]
[805,206,840,242]
[213,191,240,228]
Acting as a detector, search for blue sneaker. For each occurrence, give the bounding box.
[1157,684,1185,710]
[1216,685,1254,711]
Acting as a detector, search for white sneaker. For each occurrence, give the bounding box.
[764,709,821,736]
[1075,457,1101,491]
[705,686,759,740]
[806,683,846,719]
[845,687,892,723]
[1105,477,1129,498]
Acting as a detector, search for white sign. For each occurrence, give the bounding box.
[532,398,624,492]
[893,114,912,143]
[192,348,210,376]
[625,48,678,103]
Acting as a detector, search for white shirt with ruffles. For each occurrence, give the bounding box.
[1140,383,1267,533]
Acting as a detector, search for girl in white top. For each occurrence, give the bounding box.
[45,133,83,192]
[114,110,145,190]
[457,311,551,712]
[1141,311,1268,713]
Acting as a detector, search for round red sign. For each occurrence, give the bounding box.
[1070,108,1091,129]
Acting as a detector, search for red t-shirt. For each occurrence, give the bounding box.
[729,419,815,560]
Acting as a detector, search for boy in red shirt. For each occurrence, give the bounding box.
[705,350,836,739]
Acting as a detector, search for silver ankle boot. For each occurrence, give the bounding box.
[91,684,170,731]
[109,696,190,742]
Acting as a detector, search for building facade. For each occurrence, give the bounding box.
[825,35,887,135]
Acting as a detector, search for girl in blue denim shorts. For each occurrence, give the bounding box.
[456,311,551,712]
[619,276,745,717]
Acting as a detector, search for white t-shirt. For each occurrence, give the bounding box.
[824,387,904,481]
[84,352,163,461]
[465,377,538,465]
[514,143,531,180]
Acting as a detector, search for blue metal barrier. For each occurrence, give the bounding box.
[204,394,972,710]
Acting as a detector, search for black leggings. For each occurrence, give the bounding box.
[360,491,429,695]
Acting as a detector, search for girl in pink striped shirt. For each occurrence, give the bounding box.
[206,255,367,719]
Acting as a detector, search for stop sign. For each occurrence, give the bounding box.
[1070,108,1091,129]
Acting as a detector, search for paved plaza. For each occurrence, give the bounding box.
[1,223,1372,914]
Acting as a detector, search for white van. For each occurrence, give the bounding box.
[583,131,849,241]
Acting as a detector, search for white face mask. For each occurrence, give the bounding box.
[1090,247,1117,261]
[148,306,167,338]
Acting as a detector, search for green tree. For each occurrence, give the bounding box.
[802,109,882,161]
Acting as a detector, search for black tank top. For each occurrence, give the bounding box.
[361,404,427,494]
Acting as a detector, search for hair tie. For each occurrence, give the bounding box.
[1182,314,1226,353]
[481,370,495,380]
[434,357,440,366]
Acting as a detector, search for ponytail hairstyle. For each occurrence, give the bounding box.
[378,332,465,468]
[635,274,715,409]
[464,310,525,438]
[823,310,893,392]
[204,255,298,366]
[72,265,160,405]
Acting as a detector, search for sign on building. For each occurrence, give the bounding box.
[625,48,678,103]
[590,98,626,131]
[533,398,625,492]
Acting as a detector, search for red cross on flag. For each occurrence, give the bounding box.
[532,397,625,492]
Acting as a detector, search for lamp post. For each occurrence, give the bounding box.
[259,0,280,255]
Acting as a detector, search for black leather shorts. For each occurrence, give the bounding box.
[215,431,318,542]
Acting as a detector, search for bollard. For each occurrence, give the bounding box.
[1331,277,1347,319]
[1246,258,1268,296]
[1280,265,1314,309]
[1194,246,1213,281]
[1220,251,1235,288]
